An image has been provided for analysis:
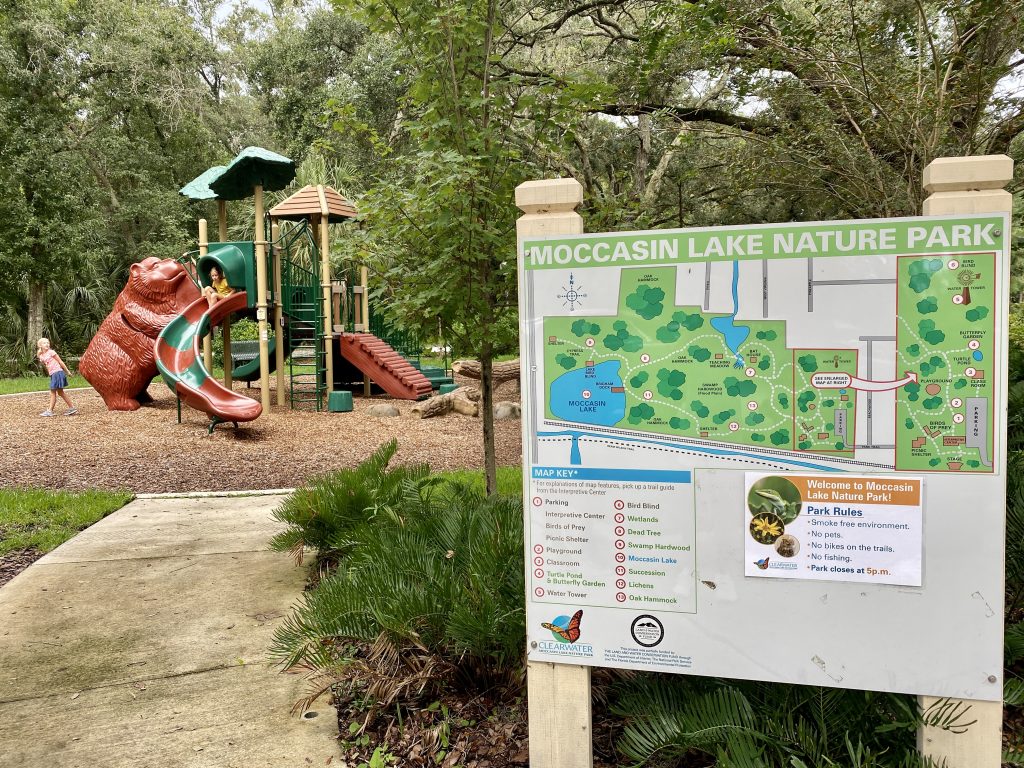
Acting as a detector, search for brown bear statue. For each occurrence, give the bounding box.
[79,257,201,410]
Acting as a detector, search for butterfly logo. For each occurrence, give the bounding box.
[754,557,770,570]
[542,610,583,643]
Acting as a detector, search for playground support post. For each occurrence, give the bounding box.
[916,154,1012,768]
[317,188,334,394]
[223,314,233,388]
[221,210,232,390]
[254,184,271,411]
[515,177,593,768]
[199,219,213,374]
[332,283,343,333]
[272,222,285,407]
[361,265,371,397]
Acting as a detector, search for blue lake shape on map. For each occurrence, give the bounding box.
[710,260,749,367]
[549,361,626,426]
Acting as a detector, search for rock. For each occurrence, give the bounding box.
[494,401,521,420]
[366,403,401,418]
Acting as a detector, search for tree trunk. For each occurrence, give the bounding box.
[480,339,497,496]
[643,127,688,209]
[27,280,46,356]
[633,113,651,199]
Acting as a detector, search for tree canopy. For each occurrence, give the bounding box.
[1,1,1022,445]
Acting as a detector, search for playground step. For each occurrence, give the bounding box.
[424,374,455,388]
[336,333,433,400]
[404,361,455,388]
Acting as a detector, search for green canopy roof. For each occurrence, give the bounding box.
[208,146,296,201]
[179,166,227,200]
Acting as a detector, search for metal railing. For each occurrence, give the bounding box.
[369,314,423,367]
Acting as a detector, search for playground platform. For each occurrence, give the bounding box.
[0,492,339,767]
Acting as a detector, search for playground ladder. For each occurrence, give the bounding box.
[281,250,327,411]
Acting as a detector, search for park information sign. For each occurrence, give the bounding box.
[518,214,1008,699]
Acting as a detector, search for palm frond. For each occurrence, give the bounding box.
[613,674,931,767]
[270,449,525,711]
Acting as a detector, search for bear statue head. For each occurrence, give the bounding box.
[129,257,201,307]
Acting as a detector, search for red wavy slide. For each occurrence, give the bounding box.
[154,291,263,424]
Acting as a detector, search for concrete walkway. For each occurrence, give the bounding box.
[0,494,340,767]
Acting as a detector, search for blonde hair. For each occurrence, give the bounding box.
[37,337,50,351]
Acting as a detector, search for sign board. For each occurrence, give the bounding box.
[519,214,1008,700]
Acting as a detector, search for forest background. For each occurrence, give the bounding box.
[4,0,1024,372]
[5,1,1024,763]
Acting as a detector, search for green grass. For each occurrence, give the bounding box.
[418,352,517,370]
[434,465,522,496]
[0,373,90,395]
[0,488,132,555]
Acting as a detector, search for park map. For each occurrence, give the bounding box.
[542,255,996,472]
[524,217,1006,697]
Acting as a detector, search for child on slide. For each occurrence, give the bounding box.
[202,266,234,308]
[37,338,77,417]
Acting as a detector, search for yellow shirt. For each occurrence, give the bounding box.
[212,277,232,297]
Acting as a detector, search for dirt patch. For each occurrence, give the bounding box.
[0,377,522,494]
[332,676,627,768]
[0,548,43,587]
[335,693,530,768]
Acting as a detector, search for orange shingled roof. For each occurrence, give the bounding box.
[269,184,358,222]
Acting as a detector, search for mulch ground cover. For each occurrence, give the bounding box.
[0,378,522,494]
[0,548,42,588]
[331,672,633,768]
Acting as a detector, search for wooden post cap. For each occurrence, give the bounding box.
[515,178,583,213]
[923,155,1013,193]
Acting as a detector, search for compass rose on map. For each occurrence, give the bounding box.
[557,273,587,311]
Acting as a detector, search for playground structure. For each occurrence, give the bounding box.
[83,146,451,431]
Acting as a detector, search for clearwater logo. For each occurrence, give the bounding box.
[753,556,797,572]
[541,609,583,643]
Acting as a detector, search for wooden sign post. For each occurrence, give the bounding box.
[916,153,1012,768]
[516,178,594,768]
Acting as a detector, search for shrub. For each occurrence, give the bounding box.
[1009,305,1024,382]
[271,475,525,708]
[211,318,261,367]
[612,675,952,767]
[269,439,430,565]
[1004,382,1024,723]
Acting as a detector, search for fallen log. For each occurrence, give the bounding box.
[452,359,520,384]
[452,396,479,416]
[411,386,480,418]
